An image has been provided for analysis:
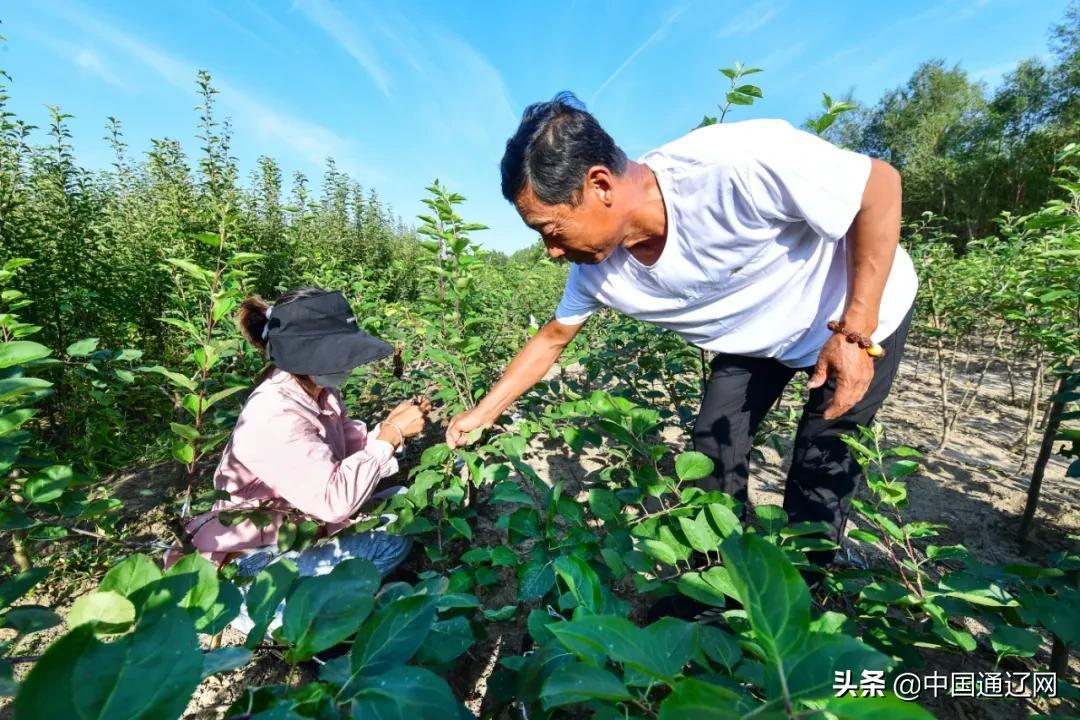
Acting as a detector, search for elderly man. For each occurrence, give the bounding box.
[447,92,915,579]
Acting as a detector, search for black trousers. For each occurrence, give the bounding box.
[692,307,912,562]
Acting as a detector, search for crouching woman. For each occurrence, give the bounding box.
[165,287,429,590]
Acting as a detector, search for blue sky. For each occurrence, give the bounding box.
[1,0,1069,252]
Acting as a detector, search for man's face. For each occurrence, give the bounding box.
[514,172,624,264]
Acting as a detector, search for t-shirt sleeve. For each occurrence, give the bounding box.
[553,264,601,326]
[740,121,871,240]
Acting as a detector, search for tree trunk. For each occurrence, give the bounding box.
[1015,355,1044,464]
[12,532,31,572]
[1049,570,1078,674]
[926,278,954,452]
[1018,368,1071,541]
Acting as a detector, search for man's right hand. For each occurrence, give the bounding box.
[444,319,583,449]
[445,408,491,449]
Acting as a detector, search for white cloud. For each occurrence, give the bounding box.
[293,0,393,96]
[33,0,376,178]
[72,49,129,90]
[970,53,1051,86]
[716,0,782,38]
[294,2,517,147]
[590,4,690,103]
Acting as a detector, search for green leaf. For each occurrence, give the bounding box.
[720,533,809,660]
[778,631,890,702]
[350,594,437,678]
[165,258,211,284]
[415,616,474,666]
[169,423,200,441]
[679,511,721,554]
[0,659,14,697]
[448,517,473,541]
[483,605,516,622]
[699,624,742,671]
[3,258,34,272]
[587,488,620,522]
[0,408,35,436]
[640,617,698,680]
[990,625,1042,658]
[505,507,541,542]
[194,232,222,248]
[15,606,203,720]
[825,695,936,719]
[349,666,463,719]
[0,376,52,404]
[420,443,451,466]
[281,559,379,662]
[540,662,632,709]
[64,338,99,358]
[181,393,203,418]
[198,579,242,635]
[204,385,246,410]
[172,440,195,465]
[141,365,197,392]
[0,341,51,369]
[201,647,252,679]
[589,391,623,421]
[518,561,556,601]
[706,503,743,538]
[848,529,881,545]
[227,252,263,267]
[675,451,714,482]
[734,84,763,97]
[245,559,298,648]
[0,568,49,609]
[1,606,61,636]
[157,554,221,628]
[24,465,75,504]
[677,566,737,607]
[549,615,634,668]
[658,678,742,719]
[277,521,298,553]
[639,538,679,566]
[68,591,136,634]
[553,555,604,614]
[563,426,584,452]
[491,481,532,504]
[754,505,787,535]
[490,546,516,567]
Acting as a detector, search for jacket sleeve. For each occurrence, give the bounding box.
[344,417,374,455]
[232,400,399,525]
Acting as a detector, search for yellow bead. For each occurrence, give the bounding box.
[866,343,885,358]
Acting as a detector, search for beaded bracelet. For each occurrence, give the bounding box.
[826,320,886,358]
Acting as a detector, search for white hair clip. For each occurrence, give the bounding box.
[261,305,275,341]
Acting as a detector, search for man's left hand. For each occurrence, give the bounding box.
[807,334,875,420]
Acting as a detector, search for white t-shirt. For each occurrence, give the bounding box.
[554,119,918,368]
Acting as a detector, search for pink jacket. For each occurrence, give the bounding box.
[173,369,399,567]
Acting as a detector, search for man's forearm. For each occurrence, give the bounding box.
[472,321,576,423]
[842,159,902,335]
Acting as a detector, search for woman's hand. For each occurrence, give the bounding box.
[383,396,432,441]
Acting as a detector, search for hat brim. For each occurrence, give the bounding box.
[269,330,393,375]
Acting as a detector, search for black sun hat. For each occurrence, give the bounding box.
[265,291,392,375]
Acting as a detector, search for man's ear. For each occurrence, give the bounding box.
[586,166,615,206]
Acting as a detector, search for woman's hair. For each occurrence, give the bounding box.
[238,287,327,391]
[239,287,327,353]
